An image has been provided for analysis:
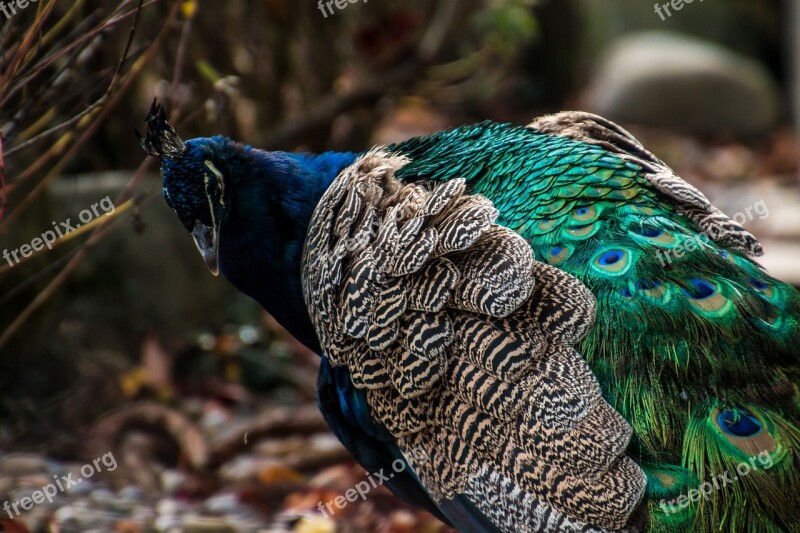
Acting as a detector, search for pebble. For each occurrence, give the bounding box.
[203,492,241,515]
[154,513,182,532]
[68,476,95,496]
[160,469,188,495]
[156,497,181,516]
[219,455,276,483]
[119,484,146,502]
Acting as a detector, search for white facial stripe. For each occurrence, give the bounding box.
[201,170,218,240]
[204,160,225,206]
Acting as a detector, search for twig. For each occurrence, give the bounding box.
[4,96,107,158]
[86,401,209,471]
[0,0,58,89]
[0,1,154,108]
[0,0,160,234]
[418,0,459,60]
[0,0,180,350]
[169,1,195,109]
[2,0,147,158]
[0,133,6,221]
[208,405,328,470]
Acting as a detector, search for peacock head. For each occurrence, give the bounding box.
[137,99,231,276]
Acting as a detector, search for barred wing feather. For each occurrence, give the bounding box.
[301,150,647,532]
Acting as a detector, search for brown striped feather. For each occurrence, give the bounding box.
[301,149,647,532]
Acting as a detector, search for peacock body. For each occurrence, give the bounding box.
[140,103,800,532]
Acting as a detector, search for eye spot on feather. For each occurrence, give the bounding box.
[684,278,715,299]
[748,277,778,301]
[545,245,572,266]
[753,297,783,330]
[620,278,670,304]
[683,278,732,317]
[717,409,763,438]
[600,250,623,265]
[566,221,601,239]
[536,218,559,233]
[653,472,676,489]
[644,464,700,515]
[633,226,662,238]
[592,249,630,275]
[710,407,781,458]
[633,279,670,304]
[570,205,599,224]
[629,224,677,247]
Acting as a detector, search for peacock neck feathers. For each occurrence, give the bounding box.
[217,145,358,351]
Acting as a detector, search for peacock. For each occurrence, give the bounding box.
[138,100,800,532]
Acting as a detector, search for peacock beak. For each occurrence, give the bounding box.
[191,220,219,276]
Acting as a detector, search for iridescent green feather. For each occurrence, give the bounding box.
[389,118,800,532]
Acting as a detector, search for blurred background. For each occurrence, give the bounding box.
[0,0,798,531]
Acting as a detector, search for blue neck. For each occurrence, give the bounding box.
[218,148,358,352]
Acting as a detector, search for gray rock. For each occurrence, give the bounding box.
[585,32,780,136]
